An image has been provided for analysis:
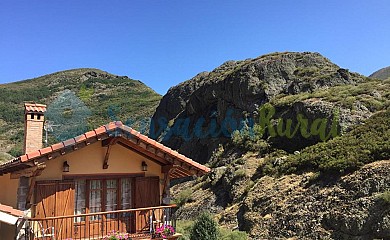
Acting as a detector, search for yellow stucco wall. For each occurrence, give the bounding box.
[35,141,165,203]
[0,174,19,239]
[37,141,163,181]
[0,173,19,208]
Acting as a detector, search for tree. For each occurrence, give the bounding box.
[190,212,219,240]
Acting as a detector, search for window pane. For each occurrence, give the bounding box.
[89,180,102,221]
[74,180,86,222]
[90,179,101,190]
[121,178,132,210]
[106,180,117,218]
[106,179,117,189]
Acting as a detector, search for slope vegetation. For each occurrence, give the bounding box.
[0,68,161,158]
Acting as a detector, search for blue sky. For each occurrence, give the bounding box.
[0,0,389,94]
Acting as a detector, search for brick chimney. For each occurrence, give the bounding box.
[23,103,47,154]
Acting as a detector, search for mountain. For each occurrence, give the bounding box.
[152,52,390,239]
[151,52,371,163]
[0,68,161,159]
[370,66,390,80]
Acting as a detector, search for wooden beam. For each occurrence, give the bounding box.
[10,165,41,179]
[162,167,176,204]
[174,167,192,177]
[116,139,170,165]
[102,137,117,147]
[25,164,46,209]
[170,172,181,179]
[103,144,112,169]
[162,164,174,173]
[102,137,118,169]
[146,145,158,154]
[139,141,147,149]
[156,150,165,158]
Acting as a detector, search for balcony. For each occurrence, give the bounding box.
[20,205,180,240]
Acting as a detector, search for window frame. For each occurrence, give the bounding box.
[68,174,143,223]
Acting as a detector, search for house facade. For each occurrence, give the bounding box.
[0,103,210,239]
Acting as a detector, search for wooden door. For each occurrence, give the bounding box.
[134,176,160,232]
[34,181,75,239]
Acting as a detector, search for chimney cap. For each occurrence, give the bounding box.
[24,103,47,113]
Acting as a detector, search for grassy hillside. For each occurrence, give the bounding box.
[0,68,161,159]
[259,108,390,176]
[271,78,390,112]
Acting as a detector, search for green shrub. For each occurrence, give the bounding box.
[173,189,193,207]
[234,169,247,178]
[0,152,13,163]
[8,146,23,158]
[190,212,219,240]
[378,191,390,204]
[178,218,248,240]
[219,228,248,240]
[243,180,255,195]
[231,122,270,154]
[177,220,194,240]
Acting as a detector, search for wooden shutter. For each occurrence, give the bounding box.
[134,176,160,232]
[135,176,160,208]
[34,180,75,239]
[55,181,75,238]
[35,182,57,218]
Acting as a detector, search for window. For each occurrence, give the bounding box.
[75,180,86,222]
[121,178,132,210]
[89,180,102,220]
[74,177,133,222]
[106,179,117,218]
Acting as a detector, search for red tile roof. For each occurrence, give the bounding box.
[24,103,47,113]
[0,121,211,178]
[0,204,24,217]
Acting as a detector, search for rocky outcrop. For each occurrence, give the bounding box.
[151,52,367,163]
[172,160,390,240]
[240,160,390,239]
[151,61,245,135]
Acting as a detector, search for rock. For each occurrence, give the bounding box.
[239,160,390,239]
[151,52,367,163]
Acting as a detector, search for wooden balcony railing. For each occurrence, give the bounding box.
[20,205,177,240]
